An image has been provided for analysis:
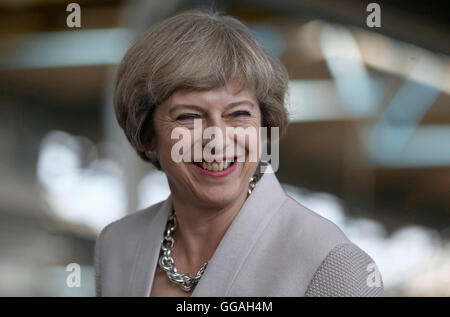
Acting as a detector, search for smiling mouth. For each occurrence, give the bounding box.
[194,159,236,172]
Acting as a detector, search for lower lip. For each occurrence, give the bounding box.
[192,162,238,178]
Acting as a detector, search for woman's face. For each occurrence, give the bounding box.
[152,81,262,209]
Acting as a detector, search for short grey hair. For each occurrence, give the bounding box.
[114,10,289,168]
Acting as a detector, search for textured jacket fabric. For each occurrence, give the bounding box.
[94,167,384,297]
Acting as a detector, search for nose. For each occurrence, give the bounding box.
[202,116,232,158]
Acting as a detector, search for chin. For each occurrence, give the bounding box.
[195,183,244,207]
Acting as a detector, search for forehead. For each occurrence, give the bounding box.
[168,82,257,108]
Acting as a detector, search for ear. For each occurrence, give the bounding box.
[142,139,152,160]
[145,138,157,152]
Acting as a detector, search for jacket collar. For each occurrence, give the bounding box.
[129,165,287,296]
[127,196,171,296]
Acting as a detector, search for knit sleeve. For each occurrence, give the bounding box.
[305,243,384,297]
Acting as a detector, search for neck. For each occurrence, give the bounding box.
[169,189,248,272]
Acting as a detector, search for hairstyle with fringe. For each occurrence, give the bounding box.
[114,10,289,168]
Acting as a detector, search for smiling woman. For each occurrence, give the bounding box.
[95,9,384,297]
[168,97,262,169]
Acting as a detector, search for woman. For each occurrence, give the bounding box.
[95,10,384,297]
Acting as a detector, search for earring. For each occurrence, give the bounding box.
[146,150,159,164]
[248,176,257,195]
[248,161,268,195]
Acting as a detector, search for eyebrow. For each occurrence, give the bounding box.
[169,100,256,115]
[226,100,256,109]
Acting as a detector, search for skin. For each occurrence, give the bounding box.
[148,80,262,296]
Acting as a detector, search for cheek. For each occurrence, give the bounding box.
[156,125,197,166]
[237,119,262,160]
[231,134,258,164]
[153,123,178,164]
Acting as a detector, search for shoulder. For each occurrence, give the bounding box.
[94,200,166,296]
[257,171,349,254]
[270,194,383,296]
[277,196,350,254]
[305,242,384,297]
[95,200,164,250]
[97,199,165,244]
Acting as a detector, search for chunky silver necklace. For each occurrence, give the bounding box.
[158,172,262,292]
[158,210,208,292]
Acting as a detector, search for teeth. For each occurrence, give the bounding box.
[197,161,232,171]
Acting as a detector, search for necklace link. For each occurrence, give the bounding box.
[158,210,208,292]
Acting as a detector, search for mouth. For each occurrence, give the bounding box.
[192,158,237,177]
[194,159,236,172]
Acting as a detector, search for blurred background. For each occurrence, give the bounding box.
[0,0,449,296]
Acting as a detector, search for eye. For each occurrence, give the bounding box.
[176,113,201,120]
[229,111,250,117]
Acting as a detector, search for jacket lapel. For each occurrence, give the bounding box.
[192,167,287,296]
[127,196,171,296]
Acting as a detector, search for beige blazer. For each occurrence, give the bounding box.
[94,167,383,297]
